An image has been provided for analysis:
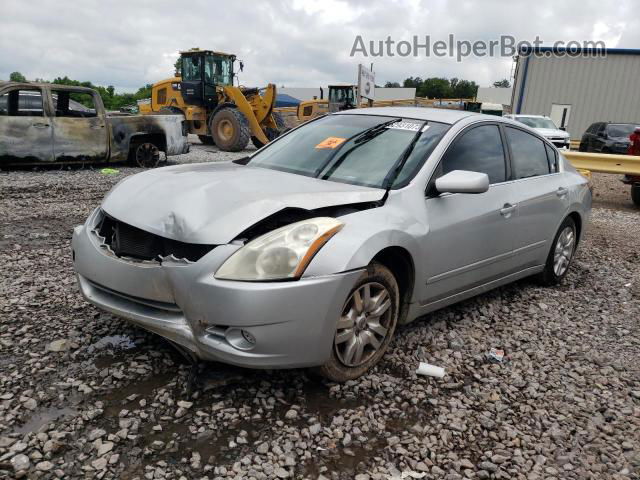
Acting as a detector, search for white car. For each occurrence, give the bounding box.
[504,114,570,150]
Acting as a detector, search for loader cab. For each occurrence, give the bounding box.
[328,85,357,113]
[180,50,235,108]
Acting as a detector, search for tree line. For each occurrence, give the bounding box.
[384,77,510,99]
[7,71,151,111]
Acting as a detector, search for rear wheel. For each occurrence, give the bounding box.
[538,217,577,285]
[631,185,640,207]
[318,263,399,382]
[133,142,160,168]
[210,107,250,152]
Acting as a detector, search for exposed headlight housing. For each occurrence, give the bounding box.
[215,217,344,281]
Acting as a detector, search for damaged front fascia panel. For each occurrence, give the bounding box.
[93,212,215,264]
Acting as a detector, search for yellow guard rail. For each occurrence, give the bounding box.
[563,151,640,176]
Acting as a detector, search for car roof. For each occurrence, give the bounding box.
[0,81,96,94]
[509,114,549,118]
[336,106,482,125]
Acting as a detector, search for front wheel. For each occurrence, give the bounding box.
[318,263,399,382]
[537,217,577,285]
[209,107,250,152]
[251,112,288,149]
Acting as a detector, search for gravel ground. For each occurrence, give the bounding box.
[1,140,639,479]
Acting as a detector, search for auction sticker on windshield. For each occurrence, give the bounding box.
[316,137,347,149]
[387,121,423,132]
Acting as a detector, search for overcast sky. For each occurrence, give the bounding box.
[1,0,638,92]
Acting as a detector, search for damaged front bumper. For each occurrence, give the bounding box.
[71,211,360,369]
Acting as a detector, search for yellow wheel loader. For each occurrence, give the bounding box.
[296,85,358,122]
[140,49,285,151]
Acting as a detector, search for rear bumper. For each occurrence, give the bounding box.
[72,219,360,369]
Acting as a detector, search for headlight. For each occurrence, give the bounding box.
[215,217,344,281]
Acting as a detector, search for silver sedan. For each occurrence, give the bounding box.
[72,107,591,381]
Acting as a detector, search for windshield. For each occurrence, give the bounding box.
[329,87,355,104]
[515,116,558,130]
[247,114,449,189]
[608,123,637,138]
[182,56,201,81]
[205,55,233,86]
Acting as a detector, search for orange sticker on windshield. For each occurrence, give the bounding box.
[315,137,346,149]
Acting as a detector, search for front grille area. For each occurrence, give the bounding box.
[97,213,216,262]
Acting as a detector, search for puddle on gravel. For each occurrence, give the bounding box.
[300,381,363,420]
[192,419,265,464]
[101,373,178,419]
[13,405,79,435]
[88,335,140,369]
[88,334,138,354]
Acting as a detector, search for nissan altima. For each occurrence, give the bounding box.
[72,107,591,381]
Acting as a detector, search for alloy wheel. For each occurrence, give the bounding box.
[334,282,393,367]
[135,142,160,168]
[553,226,575,276]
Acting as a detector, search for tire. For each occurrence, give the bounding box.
[578,142,586,152]
[250,112,288,149]
[272,111,286,130]
[131,141,161,168]
[209,107,250,152]
[318,262,399,382]
[537,217,577,286]
[631,185,640,207]
[198,135,215,145]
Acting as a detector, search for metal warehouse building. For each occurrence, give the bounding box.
[511,47,640,140]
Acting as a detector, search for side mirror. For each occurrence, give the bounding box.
[559,126,566,131]
[435,170,490,194]
[239,61,244,72]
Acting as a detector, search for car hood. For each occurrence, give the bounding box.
[101,162,384,244]
[535,128,569,138]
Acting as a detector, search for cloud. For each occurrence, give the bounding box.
[1,0,638,92]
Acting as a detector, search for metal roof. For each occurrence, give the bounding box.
[519,46,640,56]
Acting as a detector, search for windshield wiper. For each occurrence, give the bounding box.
[313,118,402,178]
[379,122,427,204]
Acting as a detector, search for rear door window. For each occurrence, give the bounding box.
[0,89,44,116]
[505,127,550,179]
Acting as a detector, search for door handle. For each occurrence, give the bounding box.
[500,203,516,217]
[90,124,105,129]
[32,123,50,129]
[556,187,569,197]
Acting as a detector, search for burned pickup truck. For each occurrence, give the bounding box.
[0,82,189,167]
